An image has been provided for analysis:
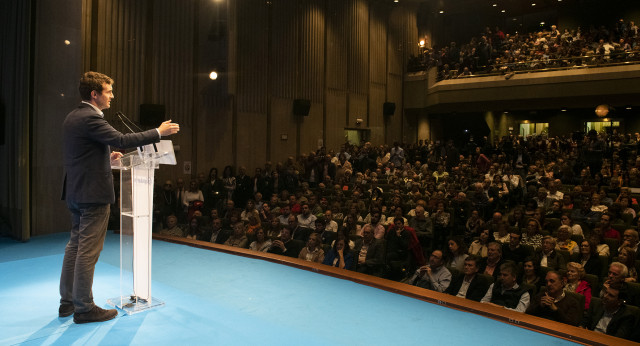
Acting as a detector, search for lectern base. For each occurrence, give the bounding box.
[107,296,164,315]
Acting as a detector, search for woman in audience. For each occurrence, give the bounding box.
[589,228,611,257]
[241,200,260,223]
[323,237,353,270]
[493,221,510,244]
[298,233,325,263]
[444,236,468,272]
[560,213,584,238]
[222,165,236,201]
[249,228,272,252]
[564,262,592,310]
[521,257,543,293]
[521,218,544,250]
[468,228,490,258]
[266,217,282,239]
[185,216,202,240]
[617,246,638,282]
[576,239,603,277]
[555,225,579,255]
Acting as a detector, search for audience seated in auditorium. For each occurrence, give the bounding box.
[564,262,592,310]
[159,215,183,237]
[298,233,325,263]
[249,228,272,252]
[354,225,385,277]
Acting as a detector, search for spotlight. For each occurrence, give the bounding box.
[209,71,218,80]
[64,40,71,45]
[439,10,444,14]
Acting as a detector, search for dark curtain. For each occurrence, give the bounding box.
[0,0,32,241]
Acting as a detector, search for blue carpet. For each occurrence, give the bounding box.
[0,232,576,345]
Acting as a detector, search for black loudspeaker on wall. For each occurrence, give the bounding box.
[293,99,311,116]
[383,102,396,116]
[139,104,166,127]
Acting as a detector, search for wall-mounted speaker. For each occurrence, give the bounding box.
[139,104,166,127]
[293,99,311,116]
[383,102,396,116]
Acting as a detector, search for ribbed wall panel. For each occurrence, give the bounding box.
[84,0,194,126]
[326,0,348,91]
[369,4,387,85]
[236,0,268,113]
[270,0,299,100]
[348,0,369,95]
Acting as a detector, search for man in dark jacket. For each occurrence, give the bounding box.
[445,255,491,301]
[60,71,179,324]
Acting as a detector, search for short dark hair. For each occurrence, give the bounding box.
[79,71,113,100]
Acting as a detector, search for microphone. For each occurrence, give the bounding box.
[117,111,159,152]
[116,112,136,134]
[116,111,144,131]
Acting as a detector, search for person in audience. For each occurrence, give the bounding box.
[577,240,604,277]
[493,221,511,244]
[323,237,354,270]
[354,225,385,276]
[617,246,638,282]
[479,242,505,281]
[564,262,592,310]
[288,214,311,243]
[268,227,304,258]
[582,282,635,339]
[159,215,183,237]
[249,227,272,252]
[527,271,582,326]
[521,218,544,250]
[324,209,339,233]
[368,211,388,240]
[412,250,452,293]
[619,229,639,253]
[555,225,578,255]
[534,236,566,271]
[298,233,325,263]
[502,231,529,264]
[560,213,584,238]
[589,229,611,257]
[185,216,203,240]
[601,262,629,297]
[314,218,336,245]
[240,200,260,223]
[481,261,530,312]
[521,257,543,293]
[599,213,621,242]
[297,202,317,230]
[224,222,248,248]
[445,255,491,302]
[468,228,490,258]
[444,236,469,272]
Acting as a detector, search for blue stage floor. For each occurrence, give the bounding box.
[0,232,576,345]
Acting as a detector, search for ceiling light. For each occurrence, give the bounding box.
[492,3,497,6]
[531,3,536,6]
[439,10,444,14]
[209,71,218,80]
[501,9,506,13]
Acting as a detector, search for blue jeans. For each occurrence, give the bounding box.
[59,202,110,313]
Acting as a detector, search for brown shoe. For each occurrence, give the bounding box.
[73,306,118,324]
[58,303,74,317]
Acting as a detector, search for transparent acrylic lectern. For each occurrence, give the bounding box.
[107,140,176,315]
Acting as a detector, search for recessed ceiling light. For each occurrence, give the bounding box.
[492,3,497,6]
[531,3,536,6]
[627,107,633,110]
[439,10,444,14]
[540,22,545,25]
[501,9,506,13]
[561,109,567,112]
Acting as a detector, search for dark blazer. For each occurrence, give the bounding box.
[582,298,635,339]
[445,273,492,302]
[354,238,385,276]
[268,238,304,258]
[62,103,160,204]
[533,249,567,271]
